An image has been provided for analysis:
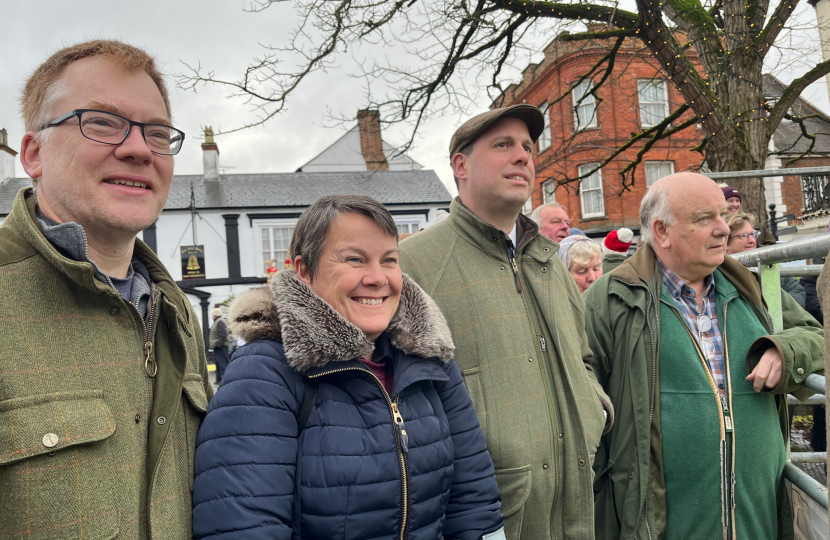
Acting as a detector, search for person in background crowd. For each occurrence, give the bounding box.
[530,201,571,243]
[725,212,807,309]
[209,307,230,384]
[558,235,604,293]
[0,40,211,540]
[584,172,824,540]
[193,195,505,540]
[722,186,743,214]
[401,105,612,540]
[601,227,634,273]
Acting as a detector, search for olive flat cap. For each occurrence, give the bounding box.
[449,104,545,157]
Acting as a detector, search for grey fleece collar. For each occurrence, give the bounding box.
[36,213,152,314]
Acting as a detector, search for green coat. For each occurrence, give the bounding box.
[400,199,611,540]
[0,189,213,540]
[583,244,824,540]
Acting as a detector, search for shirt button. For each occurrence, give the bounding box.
[42,433,59,448]
[796,368,805,375]
[109,307,119,316]
[135,414,141,423]
[541,266,548,273]
[157,416,166,425]
[718,383,725,389]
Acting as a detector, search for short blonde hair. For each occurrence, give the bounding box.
[724,212,756,236]
[21,40,171,132]
[567,238,602,268]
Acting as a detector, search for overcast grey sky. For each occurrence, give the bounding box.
[3,0,829,196]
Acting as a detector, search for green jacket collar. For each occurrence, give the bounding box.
[447,197,557,262]
[609,243,765,312]
[5,188,179,299]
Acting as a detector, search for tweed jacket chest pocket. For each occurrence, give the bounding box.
[0,390,119,540]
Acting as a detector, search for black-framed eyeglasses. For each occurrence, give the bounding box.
[39,109,185,156]
[729,231,760,241]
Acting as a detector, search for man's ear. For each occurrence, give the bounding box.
[653,219,671,249]
[294,255,312,285]
[20,132,44,180]
[451,153,469,186]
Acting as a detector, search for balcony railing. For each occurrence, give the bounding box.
[801,174,830,214]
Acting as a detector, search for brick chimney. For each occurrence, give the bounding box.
[0,129,18,185]
[357,110,389,171]
[201,126,220,181]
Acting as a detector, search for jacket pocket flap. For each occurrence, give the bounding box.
[182,374,208,412]
[494,464,532,518]
[0,390,115,466]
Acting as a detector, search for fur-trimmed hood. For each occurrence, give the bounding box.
[228,270,455,371]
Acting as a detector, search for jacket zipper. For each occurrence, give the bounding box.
[663,301,734,540]
[642,284,658,540]
[508,246,522,294]
[308,366,410,540]
[722,302,735,540]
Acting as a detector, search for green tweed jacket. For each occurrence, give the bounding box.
[400,199,612,540]
[0,189,213,540]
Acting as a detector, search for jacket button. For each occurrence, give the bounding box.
[157,416,166,425]
[42,433,59,448]
[796,368,805,375]
[109,307,119,315]
[135,414,141,423]
[543,247,550,252]
[500,266,505,271]
[529,358,533,362]
[541,266,548,273]
[542,464,548,469]
[578,459,586,467]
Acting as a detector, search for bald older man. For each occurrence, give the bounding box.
[583,173,824,540]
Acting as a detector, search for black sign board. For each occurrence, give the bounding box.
[776,226,798,236]
[773,213,795,224]
[181,245,206,280]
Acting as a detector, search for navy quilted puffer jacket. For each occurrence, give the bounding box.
[192,272,504,540]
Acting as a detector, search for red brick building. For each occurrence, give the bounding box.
[499,29,830,236]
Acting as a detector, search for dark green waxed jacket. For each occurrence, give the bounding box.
[583,244,824,540]
[0,189,213,540]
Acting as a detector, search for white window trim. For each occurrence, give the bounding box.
[572,79,598,131]
[256,218,298,278]
[394,215,427,234]
[645,161,675,189]
[538,102,552,152]
[579,163,605,219]
[638,79,669,128]
[542,179,556,204]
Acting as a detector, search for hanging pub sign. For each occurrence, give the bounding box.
[181,245,206,280]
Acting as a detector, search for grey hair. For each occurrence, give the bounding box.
[30,79,70,145]
[290,195,399,280]
[639,183,675,245]
[529,201,567,224]
[566,238,602,268]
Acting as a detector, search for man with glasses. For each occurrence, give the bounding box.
[530,201,572,243]
[583,172,823,540]
[0,40,211,540]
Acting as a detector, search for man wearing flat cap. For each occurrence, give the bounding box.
[400,105,613,540]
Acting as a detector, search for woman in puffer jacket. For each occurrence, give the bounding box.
[192,195,505,540]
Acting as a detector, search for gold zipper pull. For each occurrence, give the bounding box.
[508,246,523,293]
[144,341,157,377]
[391,401,409,453]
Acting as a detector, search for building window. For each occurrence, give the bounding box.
[645,161,674,188]
[638,80,669,127]
[259,222,295,275]
[522,198,533,215]
[538,102,551,152]
[573,79,598,130]
[579,163,605,218]
[542,179,556,204]
[394,216,427,234]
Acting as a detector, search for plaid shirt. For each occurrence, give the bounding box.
[658,259,727,395]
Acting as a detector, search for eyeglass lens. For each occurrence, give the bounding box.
[697,313,712,333]
[79,111,183,155]
[699,338,716,358]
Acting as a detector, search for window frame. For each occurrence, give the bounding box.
[572,79,598,131]
[578,163,605,219]
[393,215,427,234]
[542,179,556,204]
[256,219,298,277]
[538,102,552,152]
[637,79,670,128]
[644,161,675,188]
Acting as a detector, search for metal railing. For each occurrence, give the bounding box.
[732,234,829,510]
